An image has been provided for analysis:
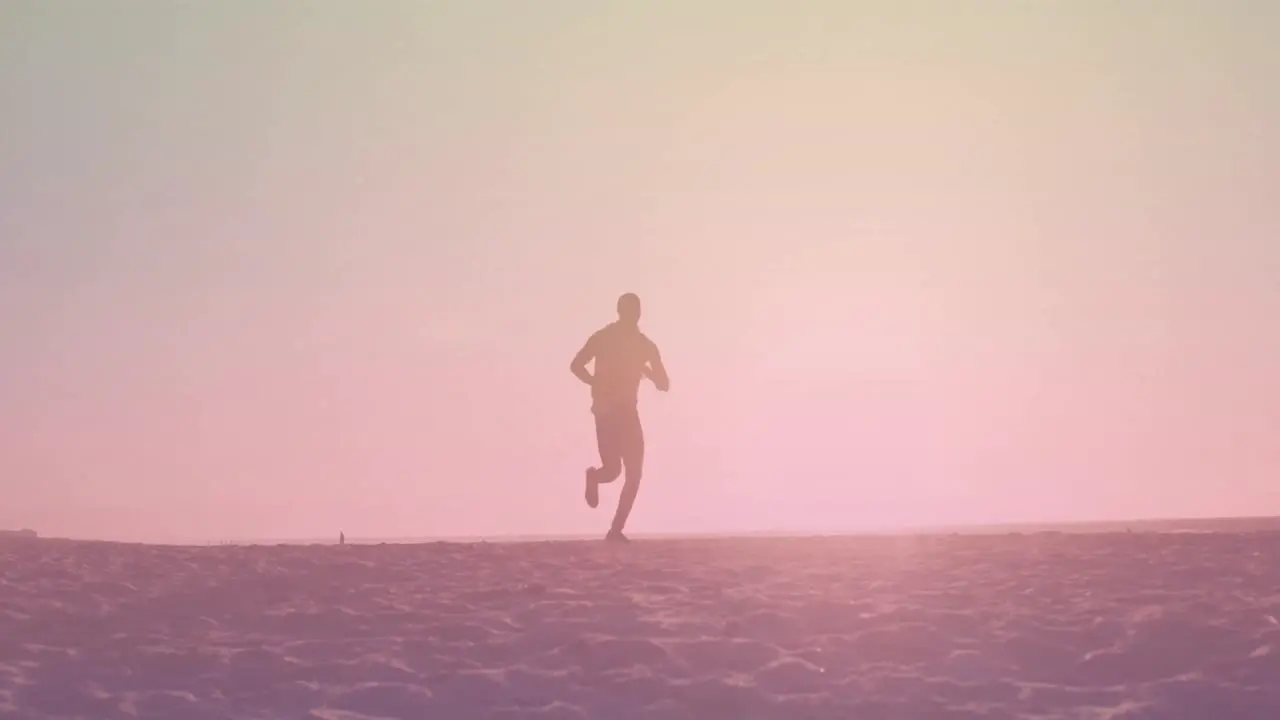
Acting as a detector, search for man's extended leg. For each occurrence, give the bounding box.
[586,411,623,509]
[607,412,644,540]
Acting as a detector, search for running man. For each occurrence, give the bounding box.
[569,293,669,542]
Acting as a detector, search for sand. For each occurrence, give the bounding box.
[2,532,1279,720]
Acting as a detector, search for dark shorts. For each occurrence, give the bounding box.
[594,407,644,469]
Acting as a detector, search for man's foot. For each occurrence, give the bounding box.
[605,529,629,543]
[584,468,599,509]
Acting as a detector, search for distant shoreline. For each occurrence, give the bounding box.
[13,515,1280,547]
[241,514,1280,545]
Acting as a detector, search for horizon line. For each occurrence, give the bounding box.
[16,513,1280,547]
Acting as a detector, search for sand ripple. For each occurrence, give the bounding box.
[3,532,1280,719]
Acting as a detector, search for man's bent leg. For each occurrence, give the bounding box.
[587,411,623,509]
[591,412,624,484]
[609,413,645,536]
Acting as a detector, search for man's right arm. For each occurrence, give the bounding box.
[569,334,597,386]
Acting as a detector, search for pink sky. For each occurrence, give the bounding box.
[2,2,1277,542]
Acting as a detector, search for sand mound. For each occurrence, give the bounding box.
[2,532,1279,719]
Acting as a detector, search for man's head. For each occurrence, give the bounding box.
[616,293,641,326]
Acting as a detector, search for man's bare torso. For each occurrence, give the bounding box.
[588,322,656,414]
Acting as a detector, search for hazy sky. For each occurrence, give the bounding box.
[2,2,1277,542]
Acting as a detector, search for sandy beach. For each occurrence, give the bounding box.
[2,532,1278,720]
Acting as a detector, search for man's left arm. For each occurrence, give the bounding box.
[570,333,598,387]
[645,340,670,392]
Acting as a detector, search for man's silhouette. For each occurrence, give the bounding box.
[569,293,669,542]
